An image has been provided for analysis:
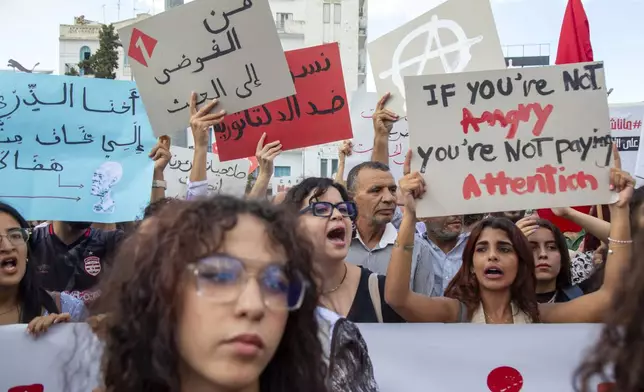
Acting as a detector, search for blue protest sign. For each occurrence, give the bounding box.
[0,72,157,222]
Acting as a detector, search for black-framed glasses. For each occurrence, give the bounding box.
[0,228,30,247]
[299,201,357,218]
[187,254,308,311]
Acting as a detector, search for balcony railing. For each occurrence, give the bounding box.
[275,19,305,35]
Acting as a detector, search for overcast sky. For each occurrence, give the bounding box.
[0,0,641,103]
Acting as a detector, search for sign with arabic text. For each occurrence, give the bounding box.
[344,90,409,180]
[0,72,156,222]
[118,0,295,137]
[166,146,249,198]
[368,0,505,115]
[215,43,353,161]
[609,103,644,177]
[405,62,615,218]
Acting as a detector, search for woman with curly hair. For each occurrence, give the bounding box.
[574,233,644,392]
[94,196,327,392]
[385,151,633,325]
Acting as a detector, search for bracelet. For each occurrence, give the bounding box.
[152,180,167,190]
[394,241,414,251]
[608,237,633,245]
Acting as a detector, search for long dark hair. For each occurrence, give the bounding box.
[444,217,541,322]
[0,202,58,322]
[94,196,327,392]
[533,219,573,290]
[575,231,644,392]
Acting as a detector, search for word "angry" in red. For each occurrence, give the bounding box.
[460,103,554,139]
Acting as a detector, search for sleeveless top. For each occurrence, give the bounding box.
[457,302,532,324]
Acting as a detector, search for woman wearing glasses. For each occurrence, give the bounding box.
[283,177,403,323]
[94,196,327,392]
[0,202,86,334]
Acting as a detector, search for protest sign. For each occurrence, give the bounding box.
[0,324,101,392]
[166,146,249,198]
[118,0,295,137]
[0,323,610,392]
[345,90,409,180]
[610,103,644,176]
[404,62,615,218]
[270,176,302,194]
[368,0,505,115]
[214,43,352,161]
[359,323,608,392]
[0,72,156,222]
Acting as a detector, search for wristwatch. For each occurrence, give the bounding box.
[152,180,167,189]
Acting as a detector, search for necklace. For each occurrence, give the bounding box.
[322,263,348,294]
[0,305,18,317]
[547,291,557,304]
[483,309,513,324]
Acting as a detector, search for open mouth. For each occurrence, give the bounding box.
[0,258,17,272]
[484,266,504,278]
[326,226,347,245]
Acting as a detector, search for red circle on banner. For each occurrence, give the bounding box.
[487,366,524,392]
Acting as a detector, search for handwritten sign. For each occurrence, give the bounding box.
[368,0,505,115]
[344,90,409,180]
[214,43,353,161]
[0,324,101,392]
[405,62,615,218]
[610,103,644,177]
[270,176,302,194]
[166,146,249,198]
[118,0,295,137]
[0,72,156,222]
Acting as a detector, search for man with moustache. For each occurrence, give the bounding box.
[345,162,437,296]
[421,215,469,296]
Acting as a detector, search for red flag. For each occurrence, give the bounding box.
[537,0,594,232]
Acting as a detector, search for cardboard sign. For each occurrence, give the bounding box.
[610,103,644,177]
[0,72,156,223]
[405,62,615,218]
[118,0,295,137]
[368,0,505,115]
[214,43,353,161]
[345,90,410,180]
[165,146,249,198]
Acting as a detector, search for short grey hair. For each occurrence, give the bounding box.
[346,161,390,193]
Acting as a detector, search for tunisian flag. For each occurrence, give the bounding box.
[537,0,594,232]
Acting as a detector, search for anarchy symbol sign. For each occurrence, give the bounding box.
[378,15,484,112]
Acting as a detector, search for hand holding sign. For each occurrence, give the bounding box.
[609,145,635,208]
[190,93,226,148]
[26,313,71,337]
[150,136,172,172]
[373,92,399,137]
[339,140,353,158]
[399,150,426,215]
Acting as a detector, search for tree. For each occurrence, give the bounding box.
[78,24,121,79]
[65,67,80,77]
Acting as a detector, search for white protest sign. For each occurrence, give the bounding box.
[358,323,608,392]
[609,103,644,179]
[0,324,101,392]
[270,176,302,194]
[345,90,410,180]
[166,146,249,198]
[405,62,615,218]
[118,0,295,137]
[367,0,505,115]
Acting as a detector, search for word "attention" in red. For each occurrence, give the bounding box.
[460,103,554,139]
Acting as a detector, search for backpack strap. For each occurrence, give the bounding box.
[563,285,584,300]
[368,273,384,323]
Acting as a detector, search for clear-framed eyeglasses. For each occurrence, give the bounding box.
[187,254,308,311]
[299,201,357,219]
[0,228,30,247]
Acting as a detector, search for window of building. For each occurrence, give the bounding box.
[323,3,330,23]
[276,12,292,30]
[123,52,129,66]
[274,166,291,178]
[79,46,91,61]
[331,159,339,176]
[333,3,341,24]
[320,159,328,177]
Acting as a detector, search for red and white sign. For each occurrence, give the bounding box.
[215,43,353,161]
[83,256,101,277]
[127,28,158,67]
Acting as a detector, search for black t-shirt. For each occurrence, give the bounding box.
[346,267,405,323]
[30,224,124,304]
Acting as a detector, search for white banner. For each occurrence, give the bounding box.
[0,323,612,392]
[165,146,249,198]
[609,103,644,180]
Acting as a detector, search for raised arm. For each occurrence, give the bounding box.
[541,147,634,323]
[385,150,461,323]
[334,140,352,186]
[247,132,282,199]
[149,136,171,203]
[550,207,610,243]
[371,93,398,165]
